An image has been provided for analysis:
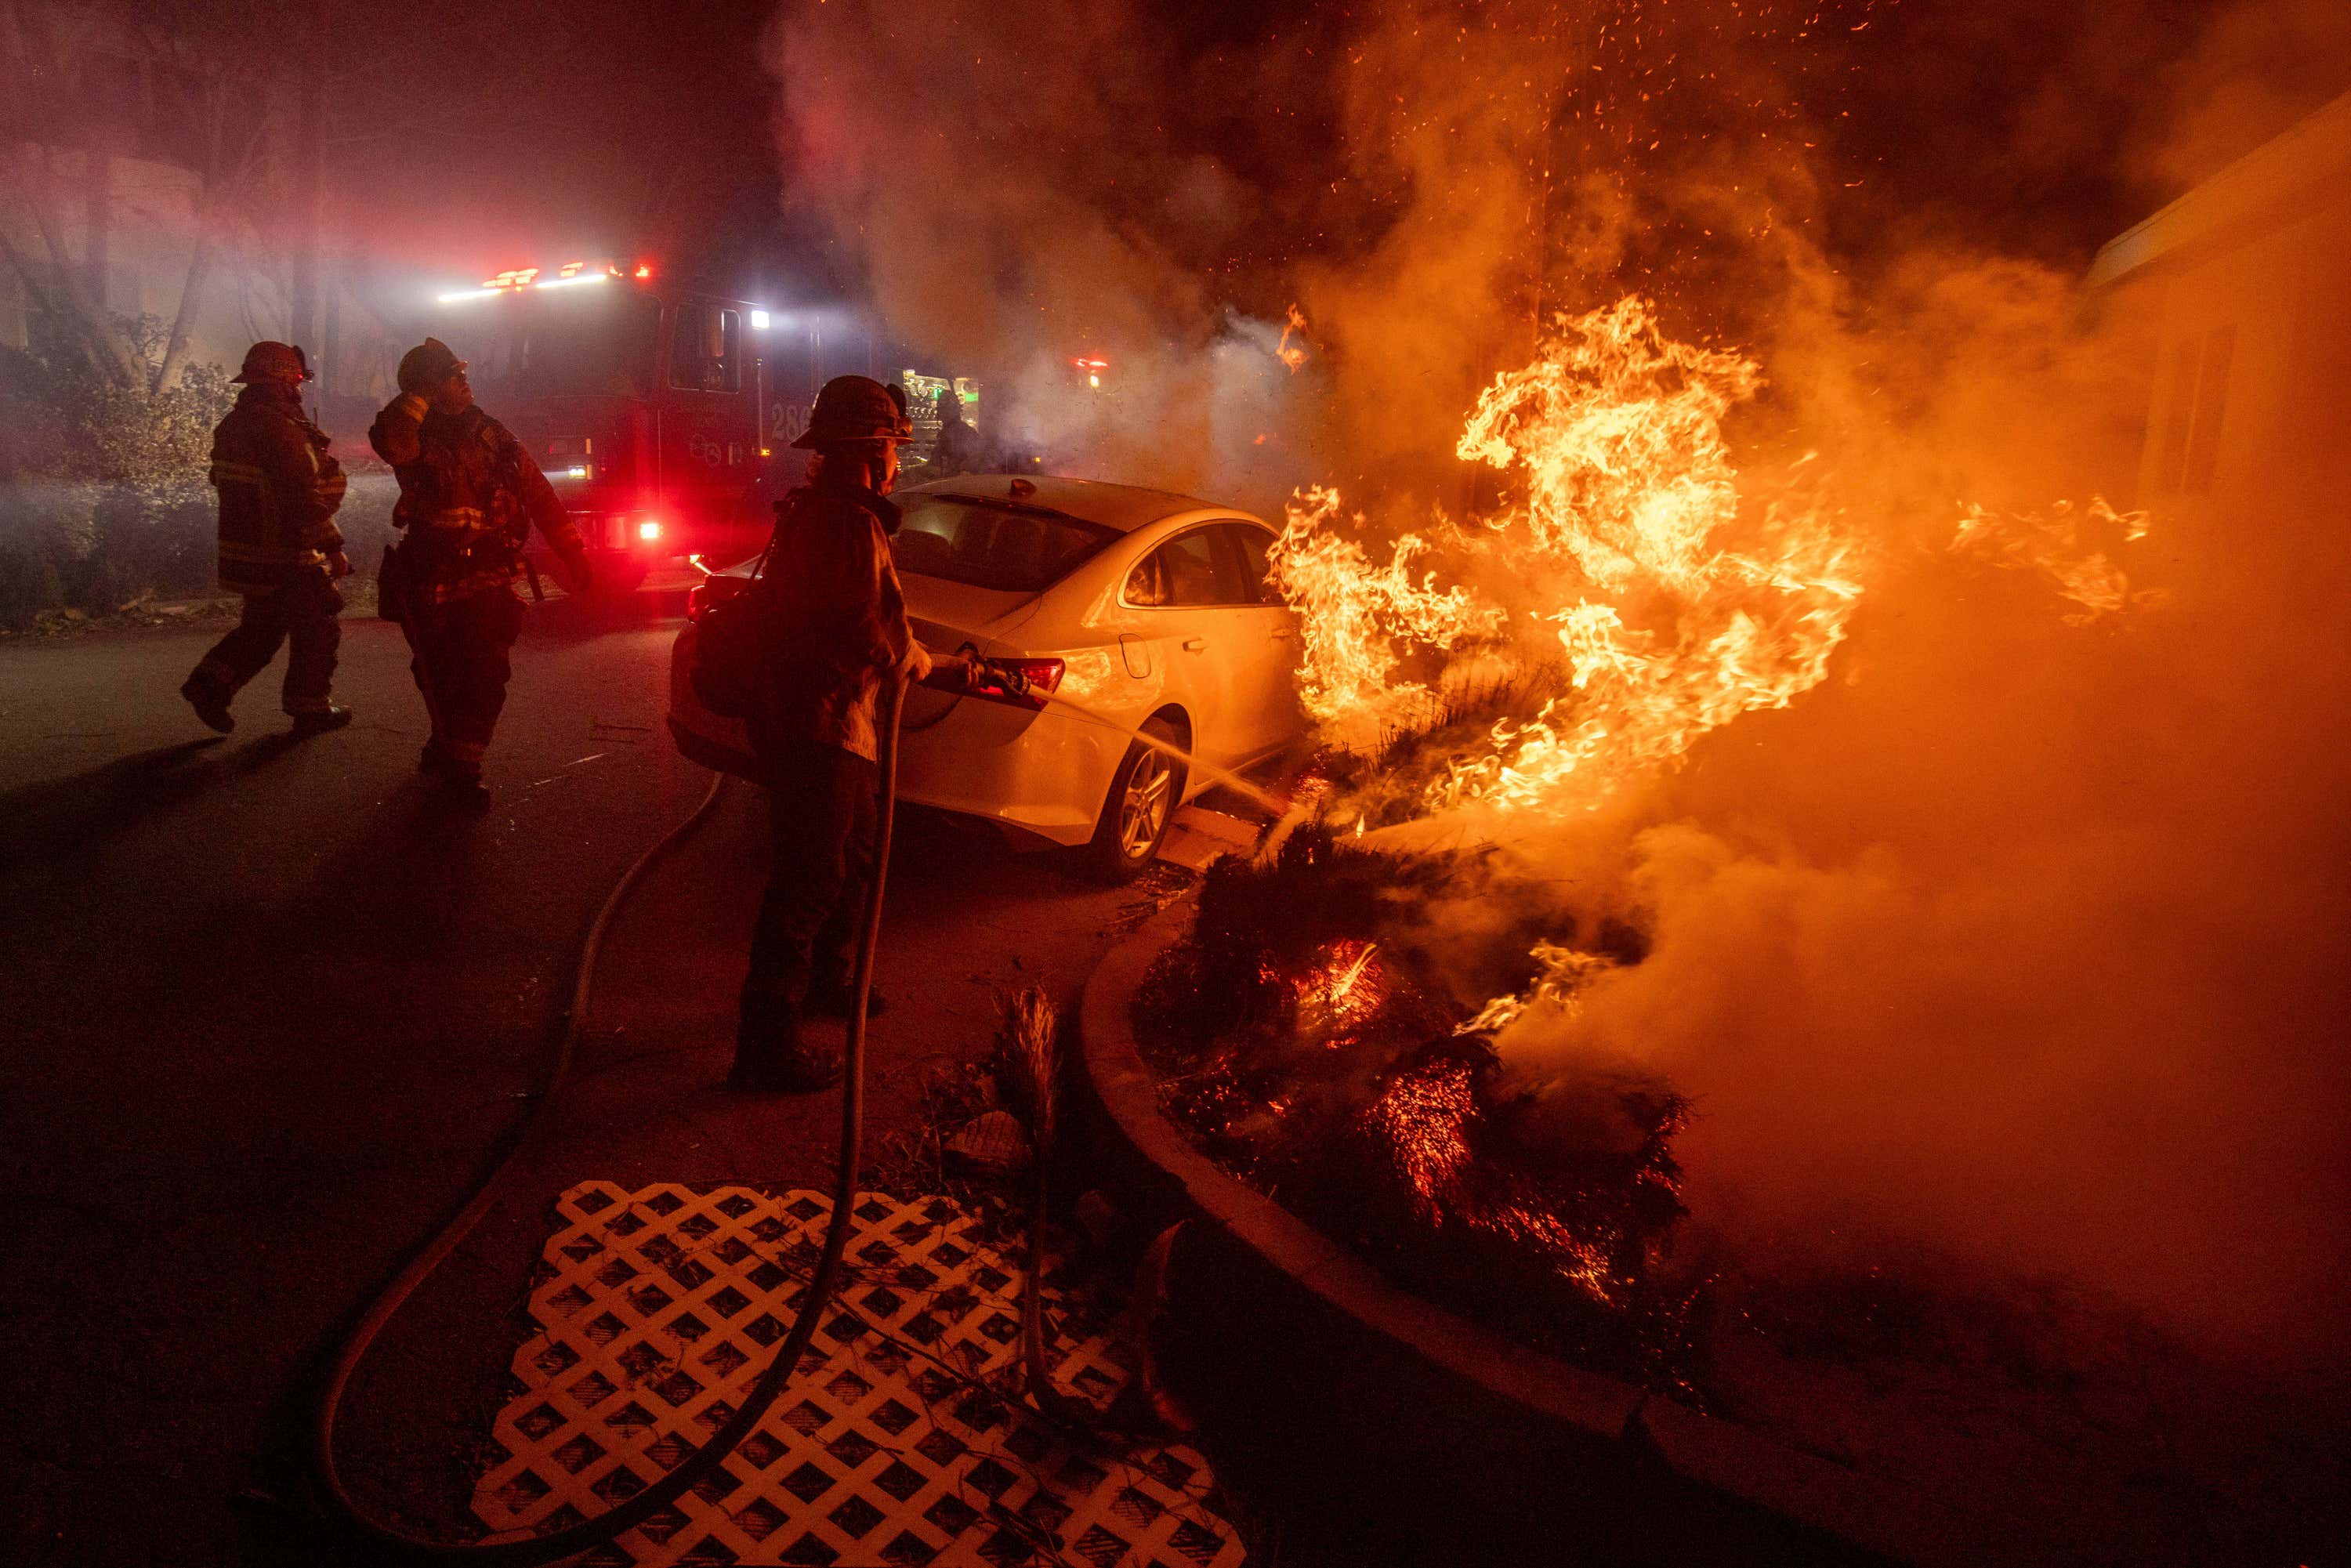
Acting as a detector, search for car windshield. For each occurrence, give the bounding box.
[889,496,1118,592]
[455,290,662,400]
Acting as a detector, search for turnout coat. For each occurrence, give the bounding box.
[368,396,585,609]
[208,382,346,596]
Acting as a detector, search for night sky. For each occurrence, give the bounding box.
[333,0,2346,309]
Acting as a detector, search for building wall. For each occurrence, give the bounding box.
[2130,196,2351,521]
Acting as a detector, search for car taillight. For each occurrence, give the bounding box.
[969,657,1063,708]
[1011,658,1064,696]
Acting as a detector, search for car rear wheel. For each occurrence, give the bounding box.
[1085,717,1186,882]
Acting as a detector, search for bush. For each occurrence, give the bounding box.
[0,316,233,625]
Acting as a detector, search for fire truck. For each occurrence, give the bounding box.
[429,259,962,590]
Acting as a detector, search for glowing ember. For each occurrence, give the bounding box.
[1353,1048,1661,1309]
[1295,939,1384,1044]
[1357,1054,1476,1228]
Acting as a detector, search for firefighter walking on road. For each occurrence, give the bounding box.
[370,339,592,810]
[180,342,353,736]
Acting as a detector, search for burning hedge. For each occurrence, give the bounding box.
[1133,821,1700,1387]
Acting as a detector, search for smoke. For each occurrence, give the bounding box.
[766,0,1333,509]
[768,0,2351,1361]
[2134,0,2351,187]
[1463,236,2351,1362]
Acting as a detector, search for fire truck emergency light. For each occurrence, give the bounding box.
[437,259,643,305]
[751,310,771,330]
[638,520,663,541]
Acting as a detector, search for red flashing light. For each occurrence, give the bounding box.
[634,264,653,280]
[1070,356,1108,369]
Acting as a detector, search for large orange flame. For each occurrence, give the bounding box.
[1273,295,1864,817]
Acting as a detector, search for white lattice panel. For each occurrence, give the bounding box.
[472,1181,1246,1567]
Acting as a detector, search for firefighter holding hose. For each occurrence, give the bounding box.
[370,338,592,809]
[180,342,353,736]
[730,375,962,1092]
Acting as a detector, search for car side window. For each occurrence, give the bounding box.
[1139,527,1244,607]
[1124,551,1171,607]
[1222,523,1279,604]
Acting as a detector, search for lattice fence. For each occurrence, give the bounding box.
[471,1181,1245,1567]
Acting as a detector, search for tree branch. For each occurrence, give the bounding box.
[9,146,143,387]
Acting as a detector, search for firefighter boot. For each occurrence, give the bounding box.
[290,706,354,738]
[729,990,842,1092]
[725,1042,842,1093]
[439,765,493,813]
[180,676,235,733]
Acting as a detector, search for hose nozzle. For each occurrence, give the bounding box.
[975,656,1032,697]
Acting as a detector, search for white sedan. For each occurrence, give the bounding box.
[669,474,1303,878]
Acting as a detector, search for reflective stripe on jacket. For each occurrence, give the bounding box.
[369,397,585,606]
[209,383,346,595]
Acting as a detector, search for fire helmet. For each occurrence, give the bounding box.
[792,375,915,449]
[233,342,310,384]
[396,337,465,396]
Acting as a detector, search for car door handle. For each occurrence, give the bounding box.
[1181,638,1207,652]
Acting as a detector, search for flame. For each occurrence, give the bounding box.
[1276,302,1310,373]
[1273,296,1864,818]
[1462,940,1618,1035]
[1270,486,1505,750]
[1951,496,2164,624]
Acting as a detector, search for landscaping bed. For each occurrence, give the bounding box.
[1081,836,2349,1568]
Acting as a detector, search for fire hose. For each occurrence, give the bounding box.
[313,669,910,1564]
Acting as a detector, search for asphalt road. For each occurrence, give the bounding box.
[0,594,1195,1566]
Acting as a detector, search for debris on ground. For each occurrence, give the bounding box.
[944,1109,1031,1175]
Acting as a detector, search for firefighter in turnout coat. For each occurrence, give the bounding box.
[370,338,592,809]
[180,342,353,736]
[730,375,951,1092]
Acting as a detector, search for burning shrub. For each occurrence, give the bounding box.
[1133,821,1701,1388]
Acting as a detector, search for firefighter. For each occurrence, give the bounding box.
[732,375,957,1092]
[931,384,981,477]
[179,342,353,736]
[369,339,592,810]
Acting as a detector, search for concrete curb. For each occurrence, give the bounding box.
[1078,895,2034,1568]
